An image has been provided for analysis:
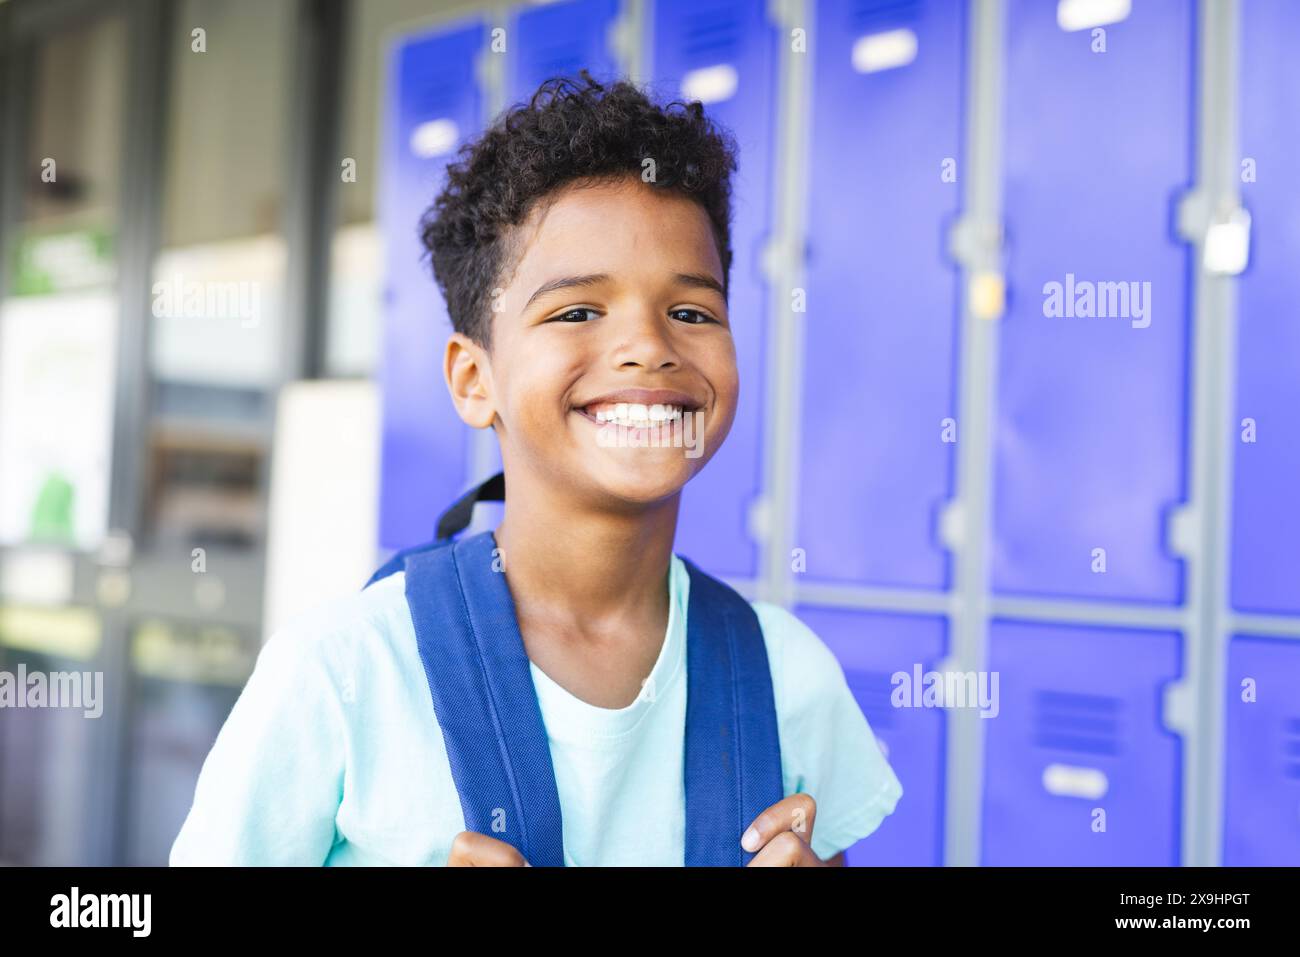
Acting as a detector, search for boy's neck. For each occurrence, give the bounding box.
[491,476,680,626]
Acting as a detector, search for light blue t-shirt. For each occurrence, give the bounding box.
[170,553,902,866]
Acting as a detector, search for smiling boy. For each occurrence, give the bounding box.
[170,74,901,867]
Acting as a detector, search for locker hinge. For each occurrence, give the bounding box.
[938,499,965,551]
[947,217,1002,269]
[766,0,804,31]
[949,218,1006,320]
[760,234,801,282]
[1166,503,1200,559]
[1176,190,1252,276]
[1162,679,1192,735]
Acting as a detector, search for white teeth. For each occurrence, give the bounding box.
[590,403,686,427]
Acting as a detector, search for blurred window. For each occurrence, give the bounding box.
[145,0,295,551]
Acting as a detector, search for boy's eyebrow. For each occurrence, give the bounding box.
[523,271,726,309]
[524,273,611,309]
[674,272,725,298]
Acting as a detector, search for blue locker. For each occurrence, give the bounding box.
[379,21,485,549]
[796,607,947,866]
[1231,0,1300,616]
[650,0,778,579]
[982,620,1183,865]
[508,0,621,104]
[797,0,963,590]
[992,0,1193,603]
[1222,635,1300,865]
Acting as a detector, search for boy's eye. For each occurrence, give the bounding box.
[670,308,717,325]
[549,308,599,323]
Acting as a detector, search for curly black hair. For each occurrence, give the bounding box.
[419,72,738,348]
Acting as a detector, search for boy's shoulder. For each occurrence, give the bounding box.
[746,599,852,714]
[747,599,835,664]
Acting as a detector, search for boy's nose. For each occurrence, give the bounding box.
[610,307,682,371]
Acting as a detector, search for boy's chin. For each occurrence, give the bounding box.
[582,453,697,507]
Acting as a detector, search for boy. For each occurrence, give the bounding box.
[170,74,901,866]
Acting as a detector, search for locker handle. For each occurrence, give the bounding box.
[1042,762,1108,799]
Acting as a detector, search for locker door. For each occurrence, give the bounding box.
[1223,635,1300,865]
[508,0,621,104]
[378,22,485,549]
[650,0,778,578]
[993,0,1193,603]
[796,607,947,866]
[797,0,964,589]
[982,621,1183,865]
[1231,0,1300,616]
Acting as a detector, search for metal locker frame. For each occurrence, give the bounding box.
[760,0,1287,868]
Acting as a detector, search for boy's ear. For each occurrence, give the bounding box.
[444,332,497,430]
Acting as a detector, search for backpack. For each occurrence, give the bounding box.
[365,472,783,866]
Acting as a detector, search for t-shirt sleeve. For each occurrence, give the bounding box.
[169,625,347,865]
[753,601,903,861]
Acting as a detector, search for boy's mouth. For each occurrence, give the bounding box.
[573,389,704,429]
[580,402,684,428]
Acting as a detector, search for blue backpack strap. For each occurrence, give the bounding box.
[364,538,448,588]
[402,529,566,866]
[367,472,507,589]
[680,557,785,866]
[436,470,504,540]
[368,461,782,866]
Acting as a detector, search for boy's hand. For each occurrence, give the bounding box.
[741,794,840,866]
[446,831,532,866]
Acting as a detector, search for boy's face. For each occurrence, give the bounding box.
[444,175,737,510]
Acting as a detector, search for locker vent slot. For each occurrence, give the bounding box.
[1284,718,1300,780]
[850,0,923,33]
[681,7,741,60]
[407,56,475,119]
[1033,689,1121,756]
